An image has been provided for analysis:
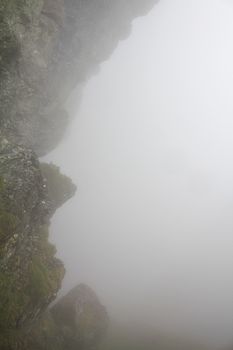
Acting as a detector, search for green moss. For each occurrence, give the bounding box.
[28,257,50,303]
[0,212,19,243]
[0,176,20,245]
[0,224,63,329]
[27,250,64,305]
[0,271,29,328]
[26,224,63,304]
[0,177,4,190]
[0,183,19,245]
[0,169,63,329]
[0,177,5,212]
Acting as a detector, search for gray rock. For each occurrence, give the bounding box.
[52,284,109,350]
[0,0,158,156]
[0,0,159,348]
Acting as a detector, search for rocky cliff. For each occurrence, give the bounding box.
[0,0,158,349]
[0,0,157,156]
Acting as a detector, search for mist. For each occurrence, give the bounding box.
[45,0,233,347]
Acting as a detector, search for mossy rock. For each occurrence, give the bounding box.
[0,271,30,328]
[0,176,20,245]
[28,255,62,304]
[0,212,19,244]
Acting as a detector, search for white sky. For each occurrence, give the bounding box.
[46,0,233,346]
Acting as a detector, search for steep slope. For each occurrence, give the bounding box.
[0,0,158,349]
[0,0,158,156]
[0,139,76,349]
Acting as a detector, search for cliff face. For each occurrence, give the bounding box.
[0,0,158,349]
[0,0,157,156]
[0,139,75,349]
[24,285,109,350]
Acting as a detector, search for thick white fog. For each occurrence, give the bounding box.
[46,0,233,347]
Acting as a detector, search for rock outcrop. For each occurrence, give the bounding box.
[0,138,76,349]
[0,0,158,156]
[51,284,109,350]
[22,285,109,350]
[0,0,158,349]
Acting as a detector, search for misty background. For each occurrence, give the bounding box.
[45,0,233,347]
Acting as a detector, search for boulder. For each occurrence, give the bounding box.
[52,284,109,350]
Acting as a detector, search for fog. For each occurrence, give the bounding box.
[45,0,233,347]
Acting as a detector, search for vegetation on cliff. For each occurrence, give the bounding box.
[0,141,67,347]
[0,0,158,348]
